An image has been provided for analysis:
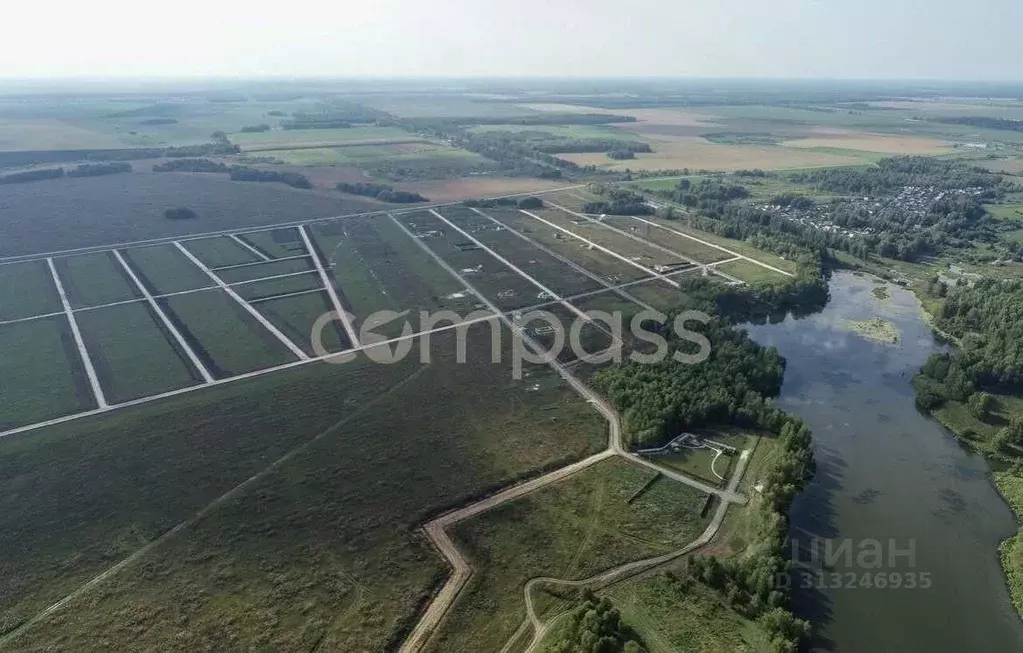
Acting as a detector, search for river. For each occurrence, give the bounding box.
[744,271,1023,652]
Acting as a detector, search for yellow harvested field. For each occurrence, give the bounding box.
[781,130,952,155]
[519,103,723,127]
[558,137,861,172]
[400,177,570,202]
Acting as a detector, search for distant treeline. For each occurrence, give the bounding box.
[240,124,271,133]
[607,150,636,160]
[139,118,178,126]
[153,158,229,173]
[228,166,311,189]
[534,139,652,155]
[583,185,654,215]
[435,113,638,127]
[0,162,131,184]
[0,142,239,168]
[932,116,1023,132]
[282,118,353,130]
[462,196,544,209]
[336,182,427,203]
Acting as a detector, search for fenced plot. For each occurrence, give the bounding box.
[122,244,215,295]
[256,291,351,356]
[184,236,263,269]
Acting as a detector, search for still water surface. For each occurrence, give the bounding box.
[745,272,1023,652]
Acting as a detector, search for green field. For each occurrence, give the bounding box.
[598,215,734,264]
[184,236,261,268]
[121,245,214,295]
[255,290,349,356]
[0,260,62,321]
[312,217,471,337]
[233,273,323,301]
[160,289,296,376]
[466,124,637,140]
[230,126,420,150]
[56,252,140,308]
[716,258,792,284]
[431,458,711,652]
[235,228,306,259]
[607,573,771,653]
[0,316,92,429]
[988,203,1023,222]
[214,257,314,284]
[267,141,484,167]
[76,302,200,403]
[2,328,607,651]
[994,471,1023,618]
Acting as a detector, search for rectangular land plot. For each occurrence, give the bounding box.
[539,207,688,268]
[485,209,651,284]
[234,274,324,302]
[255,291,350,356]
[161,289,297,377]
[627,273,709,312]
[55,251,141,309]
[236,228,306,259]
[76,302,202,403]
[434,207,606,298]
[0,316,93,428]
[599,215,735,264]
[214,257,314,284]
[715,258,790,285]
[396,211,543,312]
[121,244,215,295]
[311,217,473,338]
[0,259,62,321]
[184,236,262,269]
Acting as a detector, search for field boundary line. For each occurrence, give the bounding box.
[472,208,656,313]
[173,241,310,361]
[427,209,602,332]
[229,233,272,261]
[545,200,744,284]
[518,210,684,289]
[627,215,795,278]
[298,224,360,347]
[212,254,309,271]
[248,288,326,304]
[0,185,586,265]
[112,249,215,384]
[46,257,108,409]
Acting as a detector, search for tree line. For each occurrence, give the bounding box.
[0,162,132,184]
[544,591,646,653]
[336,182,427,203]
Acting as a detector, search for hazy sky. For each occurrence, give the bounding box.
[4,0,1022,80]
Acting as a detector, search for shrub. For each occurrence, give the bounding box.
[165,207,199,220]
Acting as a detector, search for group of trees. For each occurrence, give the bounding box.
[239,124,271,133]
[914,279,1023,454]
[462,196,544,209]
[335,182,427,203]
[544,592,646,653]
[791,157,1004,196]
[228,166,312,189]
[0,162,132,184]
[607,150,636,160]
[932,116,1023,133]
[589,274,816,651]
[583,184,653,216]
[153,158,229,173]
[164,207,199,220]
[652,178,751,208]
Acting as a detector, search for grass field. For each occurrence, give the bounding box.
[716,258,792,284]
[988,204,1023,221]
[267,141,485,168]
[160,289,296,376]
[56,252,141,308]
[230,126,416,150]
[0,174,374,257]
[596,215,734,264]
[76,302,200,403]
[607,573,771,653]
[213,257,314,284]
[0,259,62,321]
[236,228,306,259]
[3,327,607,651]
[121,244,214,295]
[232,273,323,301]
[532,207,686,269]
[483,209,648,284]
[431,457,712,652]
[255,290,349,356]
[0,316,92,429]
[184,236,261,268]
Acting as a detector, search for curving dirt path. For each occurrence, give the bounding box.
[392,213,748,653]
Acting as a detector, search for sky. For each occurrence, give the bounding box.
[3,0,1022,80]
